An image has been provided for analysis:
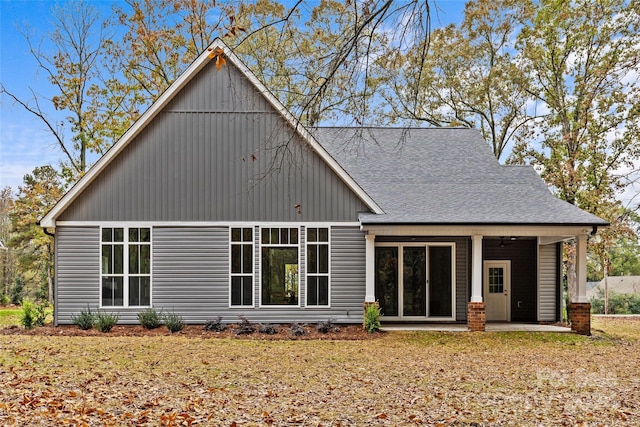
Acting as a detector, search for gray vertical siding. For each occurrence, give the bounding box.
[538,243,558,322]
[55,227,100,325]
[58,58,369,223]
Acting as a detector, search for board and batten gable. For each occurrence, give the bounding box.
[57,57,370,223]
[52,52,371,324]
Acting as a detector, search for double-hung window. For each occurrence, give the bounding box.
[230,227,254,306]
[261,227,299,306]
[101,227,151,307]
[306,227,330,306]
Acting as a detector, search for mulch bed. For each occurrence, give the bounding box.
[0,322,382,340]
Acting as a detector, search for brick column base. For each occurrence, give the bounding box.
[363,301,380,329]
[467,302,486,332]
[569,302,591,335]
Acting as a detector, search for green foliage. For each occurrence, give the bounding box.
[0,294,11,306]
[11,276,24,305]
[235,316,255,335]
[163,312,184,333]
[203,316,226,332]
[590,290,640,315]
[71,306,95,330]
[364,303,381,333]
[20,299,48,329]
[94,310,119,333]
[137,307,162,330]
[9,166,63,304]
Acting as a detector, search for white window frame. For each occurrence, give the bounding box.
[305,227,331,308]
[100,226,152,308]
[229,227,255,308]
[259,226,301,308]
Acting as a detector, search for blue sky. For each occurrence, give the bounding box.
[0,0,466,193]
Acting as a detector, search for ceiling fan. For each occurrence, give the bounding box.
[499,236,518,247]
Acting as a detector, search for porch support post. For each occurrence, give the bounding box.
[468,234,486,331]
[365,233,376,303]
[471,235,483,302]
[571,233,591,335]
[574,234,588,303]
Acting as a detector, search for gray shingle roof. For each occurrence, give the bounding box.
[313,127,608,225]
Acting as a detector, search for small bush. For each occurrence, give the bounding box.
[259,323,278,335]
[590,290,640,314]
[236,316,255,335]
[94,310,119,333]
[290,322,306,336]
[364,303,381,333]
[316,319,339,334]
[164,312,185,333]
[20,299,47,329]
[137,307,162,329]
[72,306,95,330]
[0,294,10,306]
[203,316,226,332]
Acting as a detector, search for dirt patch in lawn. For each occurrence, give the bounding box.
[0,322,381,340]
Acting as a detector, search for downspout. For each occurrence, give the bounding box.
[38,222,56,323]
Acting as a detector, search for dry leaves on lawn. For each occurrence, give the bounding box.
[0,317,639,426]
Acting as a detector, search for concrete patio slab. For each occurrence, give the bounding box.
[486,323,571,332]
[380,323,572,333]
[381,324,468,332]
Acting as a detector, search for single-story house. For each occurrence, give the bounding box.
[587,276,640,300]
[40,39,607,334]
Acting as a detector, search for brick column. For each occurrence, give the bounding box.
[467,302,486,332]
[569,302,591,335]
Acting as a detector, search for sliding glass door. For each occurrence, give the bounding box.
[375,243,454,320]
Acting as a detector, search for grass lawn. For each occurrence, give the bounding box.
[1,317,639,426]
[0,306,21,327]
[0,305,53,328]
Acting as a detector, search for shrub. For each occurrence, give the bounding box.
[94,310,119,333]
[0,294,10,306]
[203,316,226,332]
[590,290,640,314]
[164,312,185,333]
[71,306,95,330]
[259,323,278,335]
[316,319,339,334]
[364,303,381,333]
[137,307,162,329]
[20,299,47,329]
[290,322,306,336]
[236,316,255,335]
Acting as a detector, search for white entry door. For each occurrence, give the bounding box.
[484,260,511,321]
